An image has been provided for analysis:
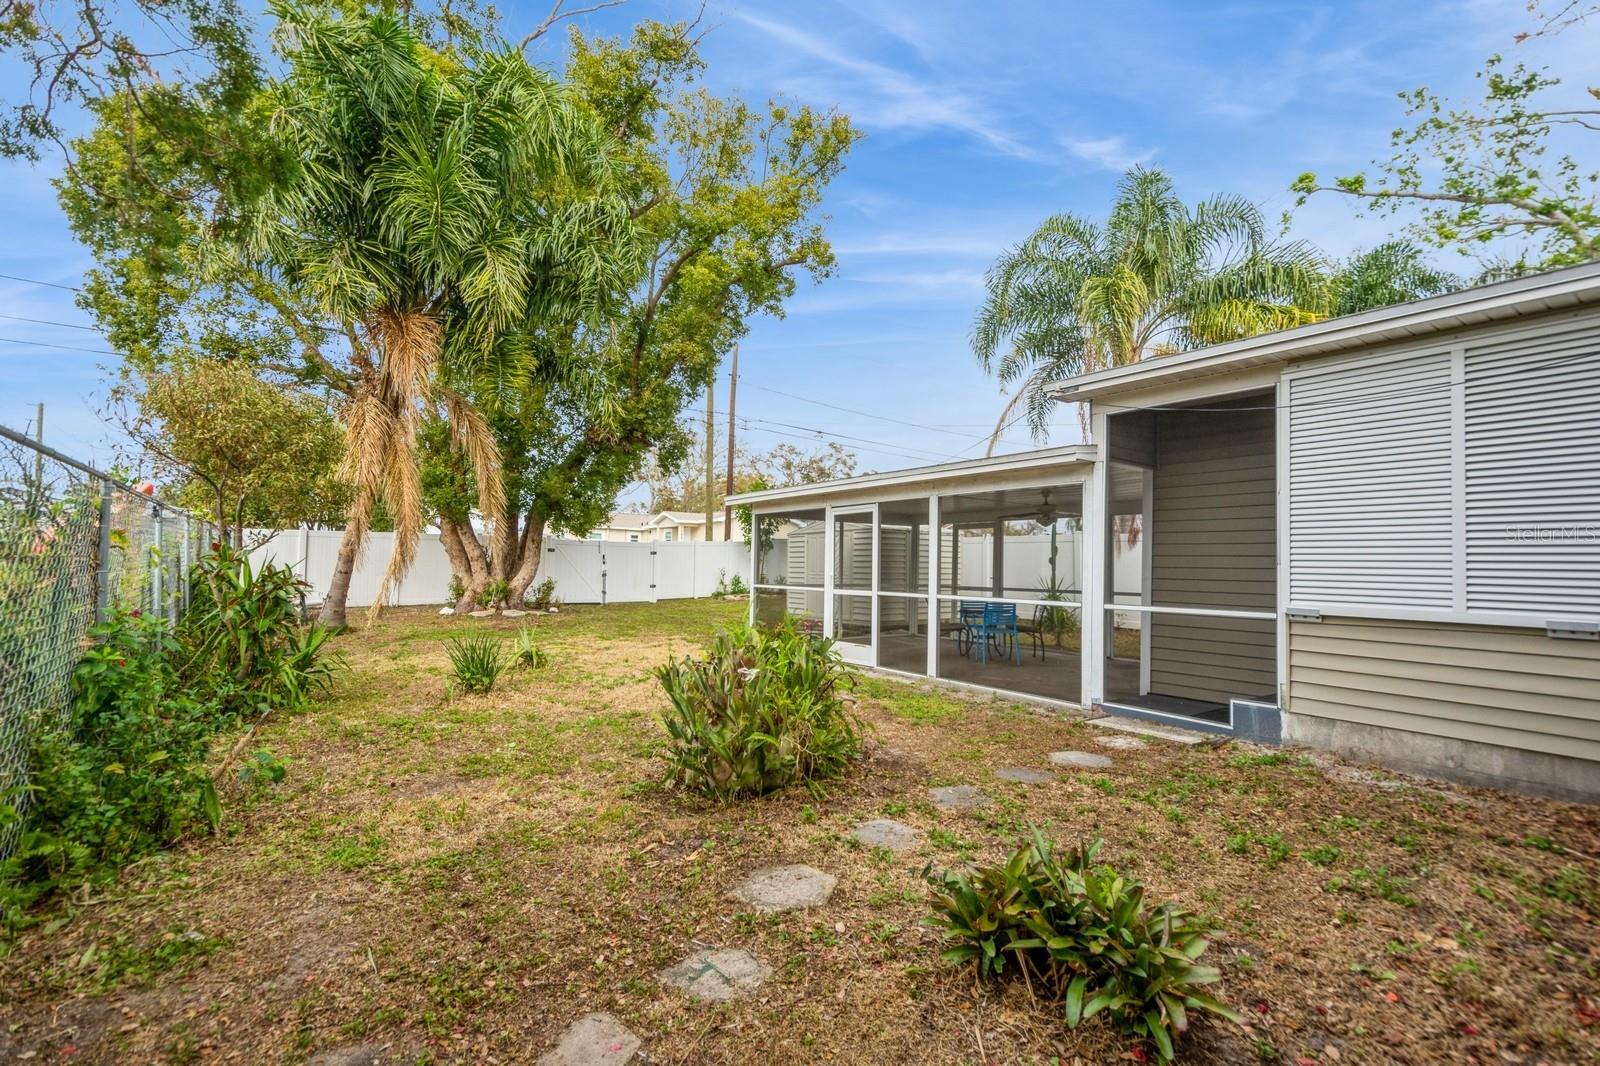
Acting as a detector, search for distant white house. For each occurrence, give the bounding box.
[558,509,734,543]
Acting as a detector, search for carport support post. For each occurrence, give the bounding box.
[1081,407,1109,708]
[926,495,939,675]
[990,519,1003,597]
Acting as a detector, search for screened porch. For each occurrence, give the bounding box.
[742,450,1115,705]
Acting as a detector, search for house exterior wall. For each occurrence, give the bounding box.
[1147,401,1277,703]
[1285,616,1600,800]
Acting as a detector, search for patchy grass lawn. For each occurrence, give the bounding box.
[3,599,1598,1065]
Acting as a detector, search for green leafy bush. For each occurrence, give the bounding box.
[727,573,747,596]
[656,618,864,800]
[477,578,510,608]
[181,542,341,715]
[510,627,547,670]
[446,634,506,694]
[528,577,557,610]
[926,831,1241,1061]
[2,544,342,931]
[2,610,221,928]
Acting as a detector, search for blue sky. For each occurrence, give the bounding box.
[1,0,1594,486]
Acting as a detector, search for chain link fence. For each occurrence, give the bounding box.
[0,425,215,858]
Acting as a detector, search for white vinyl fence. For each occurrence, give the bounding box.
[245,528,752,608]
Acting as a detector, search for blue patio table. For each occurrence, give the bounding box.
[956,601,1022,665]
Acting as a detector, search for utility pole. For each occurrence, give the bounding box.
[32,402,44,487]
[703,378,715,541]
[722,344,738,541]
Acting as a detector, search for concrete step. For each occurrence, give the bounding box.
[1088,715,1213,746]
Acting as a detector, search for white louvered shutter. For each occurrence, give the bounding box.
[1286,348,1456,609]
[1463,323,1600,614]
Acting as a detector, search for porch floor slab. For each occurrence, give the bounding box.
[1087,716,1214,746]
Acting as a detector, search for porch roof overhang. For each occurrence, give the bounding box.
[1050,260,1600,404]
[727,445,1097,512]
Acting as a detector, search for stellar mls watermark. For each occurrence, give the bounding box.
[1504,524,1599,543]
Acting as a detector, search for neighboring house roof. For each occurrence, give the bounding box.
[652,511,707,526]
[1051,260,1600,403]
[596,512,653,530]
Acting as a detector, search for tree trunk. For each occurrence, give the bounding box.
[489,510,518,592]
[508,508,546,606]
[437,519,474,611]
[318,521,362,628]
[441,517,491,612]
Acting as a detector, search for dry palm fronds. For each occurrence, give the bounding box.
[440,386,506,522]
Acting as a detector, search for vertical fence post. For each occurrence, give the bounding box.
[150,505,163,620]
[94,478,113,622]
[180,513,191,613]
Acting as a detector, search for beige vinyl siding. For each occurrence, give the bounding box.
[1148,403,1277,703]
[1288,616,1600,762]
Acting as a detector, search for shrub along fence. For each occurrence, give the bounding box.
[0,425,217,861]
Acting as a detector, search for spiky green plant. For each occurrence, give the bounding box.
[445,634,506,694]
[510,626,547,670]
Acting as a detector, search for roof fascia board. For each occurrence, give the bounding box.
[728,446,1095,509]
[1053,263,1600,402]
[1087,365,1281,414]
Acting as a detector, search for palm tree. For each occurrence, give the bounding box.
[972,166,1329,451]
[245,5,642,624]
[1329,241,1461,315]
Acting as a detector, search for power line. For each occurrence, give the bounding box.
[0,335,120,357]
[751,383,1042,444]
[678,407,944,467]
[0,271,81,292]
[0,311,103,332]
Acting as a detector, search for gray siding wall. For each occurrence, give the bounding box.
[1287,616,1600,762]
[1148,403,1277,703]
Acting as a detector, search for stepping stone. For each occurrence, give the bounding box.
[539,1014,640,1065]
[501,608,529,618]
[1095,734,1147,751]
[658,947,770,1001]
[995,766,1053,784]
[467,609,496,618]
[928,785,990,810]
[1050,750,1113,770]
[851,818,920,851]
[728,864,837,913]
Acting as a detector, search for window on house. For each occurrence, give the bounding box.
[662,529,674,543]
[628,532,640,543]
[586,531,603,541]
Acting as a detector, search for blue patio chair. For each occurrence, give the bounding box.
[956,600,991,662]
[984,602,1022,665]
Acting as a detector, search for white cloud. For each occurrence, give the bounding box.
[1063,134,1156,172]
[849,268,986,290]
[730,10,1042,162]
[834,231,1005,257]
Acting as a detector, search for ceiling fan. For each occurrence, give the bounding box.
[1035,488,1058,526]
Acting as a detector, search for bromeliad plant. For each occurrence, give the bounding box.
[925,830,1242,1062]
[656,618,865,800]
